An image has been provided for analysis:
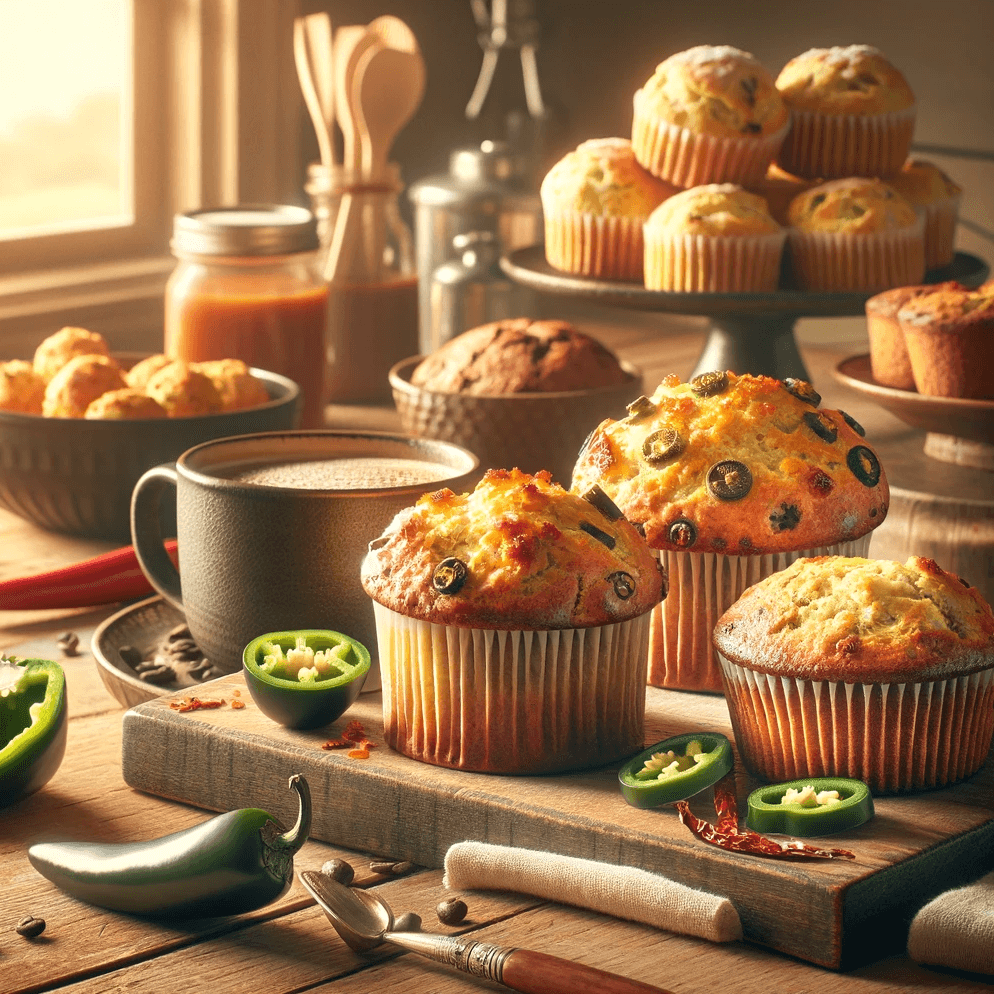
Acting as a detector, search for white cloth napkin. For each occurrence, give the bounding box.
[443,840,742,943]
[907,870,994,976]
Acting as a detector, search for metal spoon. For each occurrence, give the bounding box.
[300,870,672,994]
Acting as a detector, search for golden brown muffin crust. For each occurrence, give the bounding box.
[570,371,888,556]
[887,158,962,206]
[410,319,631,395]
[145,361,223,417]
[33,327,111,383]
[897,283,994,332]
[84,388,169,420]
[41,354,127,418]
[788,177,918,233]
[644,183,781,236]
[0,360,46,414]
[362,468,665,629]
[713,555,994,682]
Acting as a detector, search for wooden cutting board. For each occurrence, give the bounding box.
[121,676,994,971]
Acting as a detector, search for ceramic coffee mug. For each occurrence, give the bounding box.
[131,430,479,689]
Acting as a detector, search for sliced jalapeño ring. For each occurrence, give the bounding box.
[618,731,734,809]
[745,777,874,837]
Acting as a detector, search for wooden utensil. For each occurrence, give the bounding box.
[293,14,335,168]
[366,14,419,53]
[333,25,381,174]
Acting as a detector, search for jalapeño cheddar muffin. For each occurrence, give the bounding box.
[775,45,916,180]
[642,183,785,292]
[571,371,888,692]
[33,326,111,383]
[713,556,994,793]
[361,468,666,773]
[41,354,128,418]
[631,45,789,190]
[541,137,678,281]
[787,177,925,292]
[887,159,963,270]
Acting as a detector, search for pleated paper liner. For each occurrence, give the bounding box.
[643,230,786,292]
[543,210,647,282]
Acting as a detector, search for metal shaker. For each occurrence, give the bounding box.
[408,140,542,354]
[428,231,523,352]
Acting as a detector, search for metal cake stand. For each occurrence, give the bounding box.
[501,246,990,383]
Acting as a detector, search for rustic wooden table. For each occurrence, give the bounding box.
[1,326,991,994]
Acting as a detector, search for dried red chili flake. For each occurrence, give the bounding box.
[676,776,855,861]
[322,719,375,756]
[230,699,246,710]
[169,696,226,713]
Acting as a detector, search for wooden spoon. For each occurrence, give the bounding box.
[333,25,381,174]
[293,14,335,168]
[366,14,419,53]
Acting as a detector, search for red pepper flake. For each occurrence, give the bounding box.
[322,719,376,758]
[347,740,376,759]
[230,699,246,710]
[676,776,856,861]
[169,697,226,713]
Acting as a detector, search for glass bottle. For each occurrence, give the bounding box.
[164,205,328,428]
[321,163,419,404]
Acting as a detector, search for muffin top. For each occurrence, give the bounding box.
[410,319,632,395]
[865,281,964,320]
[713,555,994,682]
[361,468,666,629]
[540,138,678,217]
[788,178,919,233]
[775,45,915,115]
[897,283,994,333]
[753,163,824,225]
[636,45,788,138]
[887,158,963,207]
[644,183,782,236]
[570,371,889,556]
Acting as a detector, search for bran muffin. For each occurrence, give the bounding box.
[361,468,666,773]
[631,45,789,189]
[570,371,888,692]
[713,555,994,793]
[642,183,786,292]
[541,137,679,281]
[787,177,925,292]
[887,159,963,270]
[775,45,916,180]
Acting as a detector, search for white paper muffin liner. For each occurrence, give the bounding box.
[649,535,872,693]
[787,216,925,292]
[921,193,962,270]
[543,210,646,281]
[777,106,916,180]
[718,656,994,794]
[372,602,652,773]
[643,230,786,292]
[631,88,789,189]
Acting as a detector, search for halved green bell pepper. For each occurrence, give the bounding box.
[618,732,734,809]
[0,656,67,808]
[746,777,874,837]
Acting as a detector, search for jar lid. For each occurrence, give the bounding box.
[171,205,319,257]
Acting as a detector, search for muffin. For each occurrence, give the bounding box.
[126,353,174,391]
[41,354,128,418]
[642,184,786,292]
[713,555,994,793]
[145,360,223,417]
[865,282,963,390]
[541,137,678,281]
[775,45,916,180]
[897,283,994,399]
[361,468,666,773]
[887,159,963,270]
[194,358,270,411]
[787,177,925,292]
[753,162,823,226]
[84,388,169,420]
[33,327,111,383]
[570,371,888,692]
[0,360,46,414]
[631,45,789,189]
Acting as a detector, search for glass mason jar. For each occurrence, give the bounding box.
[164,205,328,429]
[311,164,419,404]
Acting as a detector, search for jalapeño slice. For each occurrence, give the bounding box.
[745,777,874,837]
[618,732,734,809]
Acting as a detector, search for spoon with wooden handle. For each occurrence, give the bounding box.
[293,13,335,168]
[333,24,381,174]
[301,871,673,994]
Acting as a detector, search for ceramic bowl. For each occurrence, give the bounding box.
[389,355,643,488]
[242,629,370,730]
[0,356,301,541]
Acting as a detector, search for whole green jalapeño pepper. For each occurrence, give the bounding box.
[28,774,312,918]
[0,656,67,808]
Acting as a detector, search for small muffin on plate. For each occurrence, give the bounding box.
[787,177,925,292]
[145,360,223,417]
[541,137,678,281]
[887,158,963,271]
[631,45,789,189]
[897,282,994,399]
[126,353,174,391]
[33,327,111,383]
[642,183,785,292]
[194,358,270,411]
[713,555,994,793]
[571,370,888,692]
[42,354,127,418]
[362,467,666,773]
[84,388,169,420]
[775,45,916,180]
[0,360,46,414]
